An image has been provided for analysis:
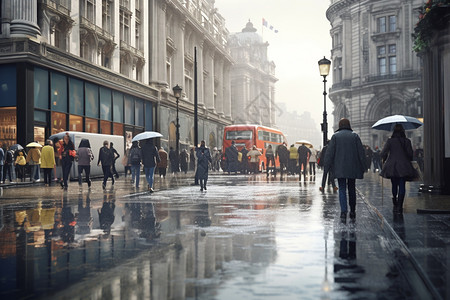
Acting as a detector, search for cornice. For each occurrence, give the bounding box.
[326,0,360,21]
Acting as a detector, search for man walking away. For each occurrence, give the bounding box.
[157,147,168,178]
[98,140,115,189]
[276,142,289,178]
[265,145,276,177]
[288,144,298,175]
[142,139,160,193]
[324,118,366,223]
[110,142,120,178]
[196,140,212,191]
[225,141,239,174]
[128,141,142,188]
[297,143,311,181]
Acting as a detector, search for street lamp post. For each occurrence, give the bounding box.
[172,84,183,164]
[318,57,331,147]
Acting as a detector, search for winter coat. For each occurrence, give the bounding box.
[40,145,56,169]
[142,143,160,168]
[16,153,26,166]
[324,128,366,179]
[77,147,94,166]
[248,149,261,163]
[60,141,75,164]
[289,146,298,160]
[276,144,290,163]
[26,148,41,165]
[380,137,415,179]
[309,149,317,163]
[98,146,114,166]
[195,146,212,180]
[157,149,168,168]
[297,145,311,161]
[225,145,239,172]
[265,147,274,158]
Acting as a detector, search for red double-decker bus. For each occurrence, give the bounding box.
[222,124,288,171]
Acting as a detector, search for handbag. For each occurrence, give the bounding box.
[399,139,421,182]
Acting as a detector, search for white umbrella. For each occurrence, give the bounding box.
[295,140,313,148]
[26,142,42,148]
[132,131,163,142]
[372,115,423,131]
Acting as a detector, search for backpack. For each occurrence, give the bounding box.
[101,147,114,165]
[129,148,141,165]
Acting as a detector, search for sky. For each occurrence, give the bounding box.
[215,0,334,129]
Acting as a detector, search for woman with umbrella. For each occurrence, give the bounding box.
[380,124,416,214]
[26,142,42,182]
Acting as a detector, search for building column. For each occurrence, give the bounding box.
[9,0,40,37]
[196,40,205,106]
[214,57,224,115]
[173,18,185,93]
[203,47,214,111]
[223,63,231,118]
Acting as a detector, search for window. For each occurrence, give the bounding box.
[120,9,130,43]
[378,57,387,75]
[166,57,172,87]
[100,87,112,120]
[102,0,113,33]
[136,21,141,50]
[34,68,49,110]
[389,16,396,32]
[100,120,111,134]
[69,115,83,131]
[145,102,153,131]
[135,99,144,127]
[226,130,253,140]
[85,82,99,118]
[377,46,386,56]
[81,0,96,23]
[389,44,396,54]
[85,118,98,133]
[113,91,124,123]
[389,56,397,74]
[69,78,84,115]
[51,112,67,135]
[124,95,134,125]
[51,72,67,113]
[377,17,386,33]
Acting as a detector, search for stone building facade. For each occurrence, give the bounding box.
[326,0,423,149]
[228,21,278,127]
[0,0,232,150]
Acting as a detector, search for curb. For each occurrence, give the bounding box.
[357,188,442,300]
[416,209,450,214]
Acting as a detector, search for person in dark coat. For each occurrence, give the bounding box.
[297,144,311,181]
[141,139,160,192]
[324,118,366,223]
[372,146,382,172]
[157,147,168,178]
[240,147,249,174]
[195,140,212,191]
[60,133,75,190]
[225,141,239,174]
[380,124,415,214]
[98,140,115,189]
[169,147,179,173]
[98,194,115,234]
[319,142,337,192]
[180,149,189,174]
[276,142,289,177]
[364,145,373,172]
[110,142,120,178]
[128,141,142,188]
[189,148,196,171]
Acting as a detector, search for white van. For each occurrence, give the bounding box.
[49,131,125,179]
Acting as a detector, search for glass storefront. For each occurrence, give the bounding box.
[51,111,66,135]
[0,107,17,147]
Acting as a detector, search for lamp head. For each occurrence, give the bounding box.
[318,56,331,77]
[172,84,183,98]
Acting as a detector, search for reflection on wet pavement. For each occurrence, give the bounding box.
[0,173,431,299]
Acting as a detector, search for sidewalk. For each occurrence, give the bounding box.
[357,172,450,300]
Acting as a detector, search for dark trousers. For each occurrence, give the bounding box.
[78,165,91,185]
[309,162,316,175]
[124,166,131,177]
[298,159,307,180]
[279,161,288,175]
[3,164,12,182]
[112,162,119,177]
[321,166,336,188]
[158,167,166,177]
[337,178,356,213]
[391,177,406,197]
[200,178,208,188]
[266,156,275,176]
[62,161,72,188]
[43,168,52,185]
[102,165,113,185]
[16,165,25,181]
[288,159,297,174]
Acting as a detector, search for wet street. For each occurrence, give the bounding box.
[0,172,437,299]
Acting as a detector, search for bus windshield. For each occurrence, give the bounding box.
[225,130,253,140]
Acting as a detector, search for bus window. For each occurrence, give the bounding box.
[259,131,270,141]
[226,130,253,140]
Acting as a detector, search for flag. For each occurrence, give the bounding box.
[262,18,268,27]
[270,25,273,30]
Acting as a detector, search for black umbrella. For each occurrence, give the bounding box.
[10,144,24,151]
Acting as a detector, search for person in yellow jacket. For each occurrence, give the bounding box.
[15,151,26,182]
[26,145,41,182]
[289,144,298,175]
[41,140,56,186]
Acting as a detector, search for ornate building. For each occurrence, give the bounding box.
[0,0,232,150]
[228,21,278,127]
[326,0,423,149]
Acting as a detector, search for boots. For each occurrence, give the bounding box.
[392,196,398,213]
[397,194,405,214]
